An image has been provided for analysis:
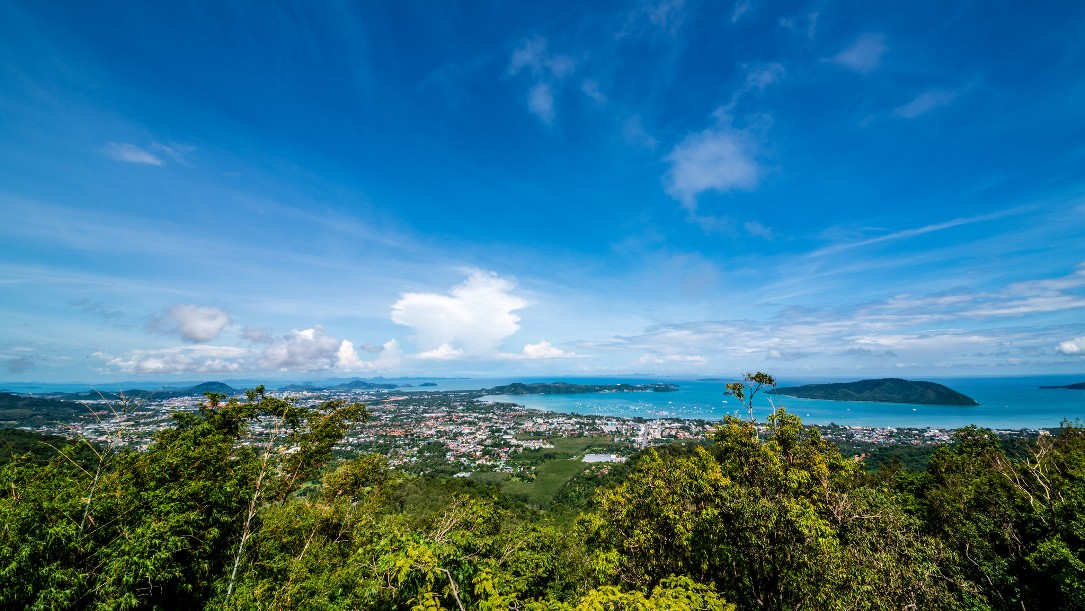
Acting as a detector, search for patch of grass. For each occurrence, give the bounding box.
[502,458,588,507]
[468,471,511,486]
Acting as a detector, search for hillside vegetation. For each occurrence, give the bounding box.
[0,382,1082,610]
[773,377,979,405]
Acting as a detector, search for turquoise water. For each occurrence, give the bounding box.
[5,376,1082,429]
[474,376,1085,429]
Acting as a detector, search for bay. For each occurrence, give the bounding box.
[475,375,1085,429]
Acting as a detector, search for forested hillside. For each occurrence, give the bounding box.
[1,385,1082,610]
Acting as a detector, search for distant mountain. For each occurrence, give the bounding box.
[1040,382,1085,390]
[52,382,239,402]
[485,382,679,395]
[185,382,237,395]
[277,380,402,392]
[335,380,400,390]
[772,378,978,406]
[278,384,321,391]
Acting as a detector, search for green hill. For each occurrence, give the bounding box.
[772,378,978,406]
[1040,382,1085,390]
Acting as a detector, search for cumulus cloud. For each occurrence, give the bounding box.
[102,142,163,165]
[418,344,466,360]
[499,341,580,360]
[663,63,782,217]
[522,341,574,358]
[664,121,762,209]
[260,326,342,371]
[391,271,527,356]
[240,326,275,344]
[337,338,402,371]
[894,89,959,118]
[148,305,232,342]
[831,33,887,74]
[96,345,250,375]
[1057,337,1085,355]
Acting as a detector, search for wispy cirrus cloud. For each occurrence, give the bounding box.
[507,37,577,125]
[574,262,1085,372]
[894,88,959,118]
[831,33,887,74]
[812,207,1026,257]
[102,142,163,165]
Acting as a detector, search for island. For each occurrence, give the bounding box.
[484,382,679,395]
[1040,382,1085,390]
[771,378,978,406]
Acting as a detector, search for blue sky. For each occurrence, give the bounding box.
[2,0,1084,383]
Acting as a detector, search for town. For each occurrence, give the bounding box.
[16,386,1047,480]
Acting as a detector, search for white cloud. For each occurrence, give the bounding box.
[742,63,785,92]
[148,142,195,165]
[743,220,773,239]
[894,89,959,118]
[337,338,403,370]
[241,326,275,343]
[581,79,606,104]
[664,122,762,209]
[780,12,818,38]
[507,37,577,124]
[149,305,232,342]
[647,0,686,32]
[731,0,754,24]
[418,343,465,360]
[1057,337,1085,355]
[508,37,574,78]
[528,83,556,124]
[832,33,887,74]
[260,325,342,371]
[522,340,572,358]
[391,271,528,356]
[102,142,163,166]
[638,353,706,365]
[96,345,250,375]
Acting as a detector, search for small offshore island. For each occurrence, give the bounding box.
[772,378,979,406]
[484,381,679,395]
[1040,382,1085,390]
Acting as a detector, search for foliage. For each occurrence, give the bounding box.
[2,374,1085,610]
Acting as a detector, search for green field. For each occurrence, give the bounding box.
[469,435,626,506]
[500,459,587,506]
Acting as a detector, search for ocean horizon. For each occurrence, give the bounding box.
[3,374,1082,430]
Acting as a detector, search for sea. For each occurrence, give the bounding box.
[469,375,1085,430]
[4,375,1083,430]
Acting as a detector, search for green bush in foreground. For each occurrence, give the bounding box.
[0,377,1082,610]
